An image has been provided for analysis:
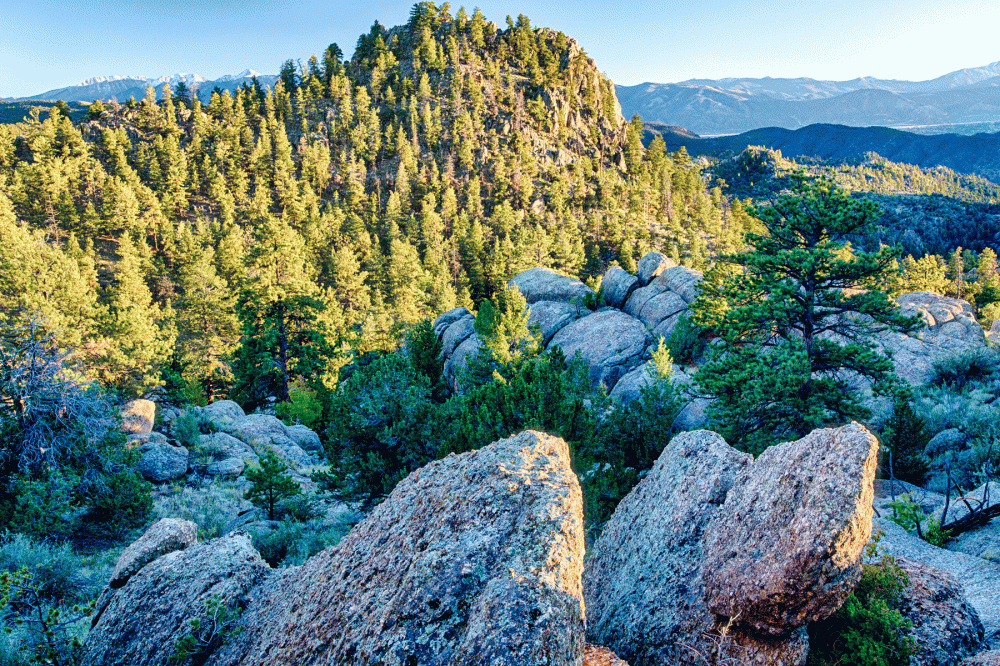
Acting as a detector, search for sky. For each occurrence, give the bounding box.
[1,0,998,98]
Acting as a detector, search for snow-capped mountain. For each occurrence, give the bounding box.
[19,70,277,103]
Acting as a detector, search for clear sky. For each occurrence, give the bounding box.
[1,0,998,98]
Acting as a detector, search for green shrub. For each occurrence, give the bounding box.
[666,313,706,365]
[0,532,94,604]
[173,411,202,449]
[275,384,323,430]
[168,594,242,665]
[929,347,1000,390]
[85,469,154,534]
[807,535,918,666]
[250,519,348,567]
[318,352,456,507]
[405,318,444,395]
[154,482,249,540]
[2,472,79,541]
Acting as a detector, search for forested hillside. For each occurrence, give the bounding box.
[0,3,748,404]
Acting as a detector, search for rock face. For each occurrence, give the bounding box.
[528,300,586,345]
[876,518,1000,645]
[547,310,651,390]
[109,518,198,589]
[926,427,968,458]
[702,423,879,635]
[583,645,630,666]
[199,399,245,426]
[136,442,189,482]
[600,266,638,309]
[510,267,594,304]
[586,423,880,666]
[229,414,319,467]
[963,652,1000,666]
[896,557,985,666]
[878,291,989,384]
[199,432,260,467]
[120,399,156,434]
[584,430,752,666]
[636,251,673,286]
[81,532,271,666]
[212,430,585,666]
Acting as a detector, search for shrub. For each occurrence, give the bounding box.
[275,384,323,430]
[807,534,917,666]
[85,468,154,534]
[0,532,93,604]
[666,313,705,365]
[3,471,79,541]
[154,481,249,540]
[405,318,444,394]
[318,352,455,507]
[250,519,348,568]
[168,594,242,665]
[173,411,202,449]
[929,347,1000,390]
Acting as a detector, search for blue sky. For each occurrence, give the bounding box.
[1,0,998,98]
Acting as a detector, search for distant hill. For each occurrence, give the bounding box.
[618,61,1000,135]
[651,123,1000,183]
[8,70,279,104]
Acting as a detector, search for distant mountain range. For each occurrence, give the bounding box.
[649,122,1000,183]
[618,61,1000,135]
[6,70,279,104]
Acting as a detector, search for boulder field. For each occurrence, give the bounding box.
[434,256,993,429]
[80,422,987,665]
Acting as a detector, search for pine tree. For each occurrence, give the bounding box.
[244,451,301,520]
[692,176,920,451]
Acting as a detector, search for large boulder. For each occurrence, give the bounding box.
[444,332,482,391]
[229,414,318,467]
[926,428,969,458]
[440,312,476,359]
[636,251,674,287]
[607,362,710,430]
[634,289,689,339]
[510,267,594,304]
[547,310,651,390]
[528,300,586,345]
[200,399,245,427]
[109,518,198,589]
[205,457,246,478]
[896,557,985,666]
[286,424,322,453]
[120,399,156,434]
[212,430,585,666]
[702,423,879,635]
[81,532,271,666]
[198,432,260,467]
[583,430,753,666]
[433,306,472,339]
[652,266,703,304]
[136,442,189,482]
[601,266,639,309]
[876,518,1000,645]
[878,292,988,385]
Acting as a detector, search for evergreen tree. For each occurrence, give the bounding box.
[692,176,920,451]
[244,451,301,520]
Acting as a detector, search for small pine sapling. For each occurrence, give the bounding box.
[244,452,301,520]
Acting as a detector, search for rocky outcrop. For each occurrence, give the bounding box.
[528,300,586,345]
[702,423,879,635]
[547,310,651,390]
[878,292,989,384]
[205,457,246,478]
[636,251,673,286]
[584,430,752,665]
[510,267,594,304]
[228,414,319,467]
[199,399,245,427]
[81,532,271,666]
[586,423,880,666]
[198,432,260,467]
[877,518,1000,645]
[120,399,156,434]
[926,428,968,458]
[963,651,1000,666]
[600,266,638,309]
[896,557,985,666]
[212,430,585,666]
[608,361,710,430]
[136,441,189,482]
[432,252,699,395]
[109,518,198,589]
